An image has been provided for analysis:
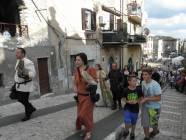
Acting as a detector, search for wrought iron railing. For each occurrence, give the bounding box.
[128,34,146,43]
[102,31,128,44]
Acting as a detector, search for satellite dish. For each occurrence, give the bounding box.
[143,28,150,36]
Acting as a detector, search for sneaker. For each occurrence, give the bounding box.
[130,133,135,140]
[150,129,160,137]
[123,130,129,138]
[144,137,150,140]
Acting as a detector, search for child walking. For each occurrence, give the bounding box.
[140,67,161,140]
[115,75,143,140]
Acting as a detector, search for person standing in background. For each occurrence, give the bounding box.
[122,65,130,88]
[108,63,123,110]
[95,64,112,107]
[152,69,161,84]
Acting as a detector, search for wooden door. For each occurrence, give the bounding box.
[37,58,50,95]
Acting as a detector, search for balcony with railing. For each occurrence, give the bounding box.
[102,31,128,45]
[100,5,128,46]
[0,22,28,38]
[101,19,128,46]
[127,34,146,45]
[127,1,142,25]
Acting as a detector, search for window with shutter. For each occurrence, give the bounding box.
[91,11,96,31]
[81,8,96,31]
[85,10,92,30]
[110,14,114,31]
[82,8,86,30]
[117,19,122,31]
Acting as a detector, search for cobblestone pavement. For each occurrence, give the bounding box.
[0,93,75,118]
[0,87,185,140]
[0,106,115,140]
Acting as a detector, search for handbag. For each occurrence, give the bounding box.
[82,66,100,103]
[87,85,100,103]
[9,83,18,100]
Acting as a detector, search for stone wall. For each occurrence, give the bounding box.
[0,46,51,101]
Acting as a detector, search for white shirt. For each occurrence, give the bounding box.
[14,57,36,92]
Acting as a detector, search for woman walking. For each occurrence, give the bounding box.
[95,64,112,107]
[74,53,97,140]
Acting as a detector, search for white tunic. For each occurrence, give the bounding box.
[14,58,36,92]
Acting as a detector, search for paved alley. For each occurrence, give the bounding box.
[0,87,185,140]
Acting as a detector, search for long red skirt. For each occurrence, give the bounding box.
[76,95,94,132]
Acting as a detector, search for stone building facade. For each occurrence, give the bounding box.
[0,0,146,102]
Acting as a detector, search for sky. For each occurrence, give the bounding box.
[144,0,186,39]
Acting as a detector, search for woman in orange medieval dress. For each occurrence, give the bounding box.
[74,53,97,140]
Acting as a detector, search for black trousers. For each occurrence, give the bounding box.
[111,90,121,107]
[16,91,35,117]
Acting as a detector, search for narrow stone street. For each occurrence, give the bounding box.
[0,86,185,140]
[0,0,185,139]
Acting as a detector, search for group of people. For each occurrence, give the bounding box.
[171,70,186,93]
[117,68,161,140]
[148,68,186,94]
[11,49,162,140]
[73,53,162,140]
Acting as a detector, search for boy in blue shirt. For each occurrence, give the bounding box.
[140,67,161,140]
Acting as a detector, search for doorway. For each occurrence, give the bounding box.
[37,58,50,95]
[108,56,114,71]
